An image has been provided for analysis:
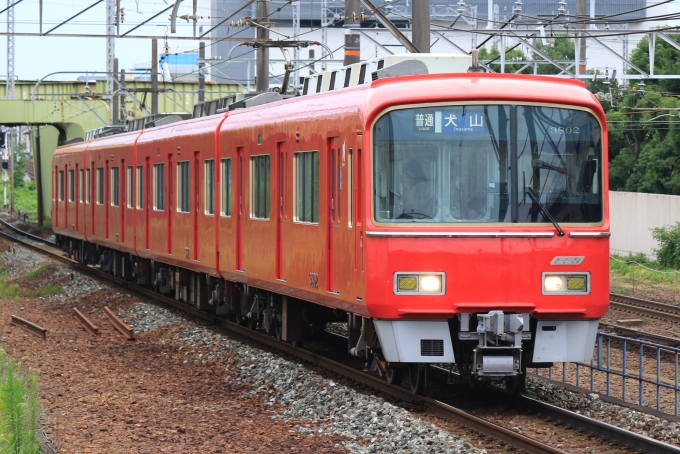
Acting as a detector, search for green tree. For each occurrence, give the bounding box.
[12,141,25,189]
[479,43,529,74]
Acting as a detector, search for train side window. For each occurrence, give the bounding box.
[221,158,232,216]
[294,151,319,224]
[205,159,215,215]
[110,166,120,207]
[136,165,143,209]
[86,169,91,203]
[177,161,190,213]
[79,169,84,202]
[250,155,270,220]
[126,166,133,208]
[58,170,64,201]
[96,168,104,205]
[68,169,75,202]
[153,163,165,210]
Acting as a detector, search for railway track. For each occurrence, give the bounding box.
[599,321,680,347]
[1,222,679,453]
[610,292,680,323]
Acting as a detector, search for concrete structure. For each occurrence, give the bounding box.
[0,79,241,219]
[610,191,680,259]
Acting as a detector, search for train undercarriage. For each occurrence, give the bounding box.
[59,235,547,395]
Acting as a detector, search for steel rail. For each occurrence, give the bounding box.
[610,293,680,323]
[73,308,99,336]
[10,315,46,339]
[600,322,680,346]
[0,216,57,245]
[1,228,677,452]
[103,307,135,340]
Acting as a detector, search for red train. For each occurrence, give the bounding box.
[53,55,609,393]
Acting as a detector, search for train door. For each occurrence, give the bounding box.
[236,147,244,271]
[327,137,340,293]
[64,164,68,230]
[145,157,150,249]
[105,160,109,239]
[193,151,200,261]
[121,159,125,243]
[167,154,173,255]
[276,142,286,280]
[355,145,364,273]
[75,164,79,232]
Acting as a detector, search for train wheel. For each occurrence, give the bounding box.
[506,373,526,396]
[408,364,427,395]
[385,367,403,386]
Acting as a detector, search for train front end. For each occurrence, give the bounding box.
[364,74,609,389]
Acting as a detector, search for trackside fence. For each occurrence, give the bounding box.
[531,332,680,416]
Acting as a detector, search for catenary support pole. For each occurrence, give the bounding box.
[577,0,587,73]
[412,0,430,53]
[255,0,270,92]
[112,58,119,124]
[151,39,158,115]
[198,41,205,103]
[344,0,361,65]
[9,129,14,212]
[34,126,43,226]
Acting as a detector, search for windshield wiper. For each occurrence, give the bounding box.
[524,187,565,237]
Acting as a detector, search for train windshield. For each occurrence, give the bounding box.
[373,104,603,224]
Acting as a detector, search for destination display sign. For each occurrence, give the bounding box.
[413,107,486,134]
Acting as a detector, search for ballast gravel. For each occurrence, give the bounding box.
[122,306,483,454]
[525,376,680,445]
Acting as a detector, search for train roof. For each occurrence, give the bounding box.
[57,66,603,156]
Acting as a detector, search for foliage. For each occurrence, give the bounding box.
[0,349,41,454]
[26,285,61,298]
[12,154,24,190]
[478,44,529,74]
[606,33,680,195]
[12,185,38,222]
[652,222,680,269]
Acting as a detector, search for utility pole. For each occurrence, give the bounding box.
[112,58,119,125]
[9,128,13,212]
[412,0,430,53]
[106,0,116,108]
[151,39,159,115]
[198,42,205,103]
[576,0,587,74]
[5,0,16,99]
[344,0,361,65]
[292,1,300,89]
[119,68,126,122]
[34,126,43,226]
[256,0,270,92]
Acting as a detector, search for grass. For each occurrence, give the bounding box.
[0,350,41,454]
[21,267,48,281]
[11,184,39,222]
[610,254,680,301]
[26,285,61,298]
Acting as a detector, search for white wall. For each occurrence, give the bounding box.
[610,191,680,258]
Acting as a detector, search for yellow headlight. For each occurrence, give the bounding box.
[567,276,586,291]
[544,276,564,292]
[420,275,442,292]
[398,276,418,291]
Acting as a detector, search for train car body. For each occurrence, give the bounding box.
[53,55,609,392]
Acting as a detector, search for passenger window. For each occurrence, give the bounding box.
[136,166,143,209]
[251,155,270,219]
[177,161,190,213]
[110,166,120,207]
[96,168,104,205]
[153,163,165,210]
[58,170,64,201]
[205,159,215,215]
[127,166,133,208]
[221,158,232,216]
[68,169,74,202]
[294,151,319,223]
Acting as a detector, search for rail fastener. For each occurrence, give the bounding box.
[103,307,135,340]
[73,308,99,336]
[10,315,46,339]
